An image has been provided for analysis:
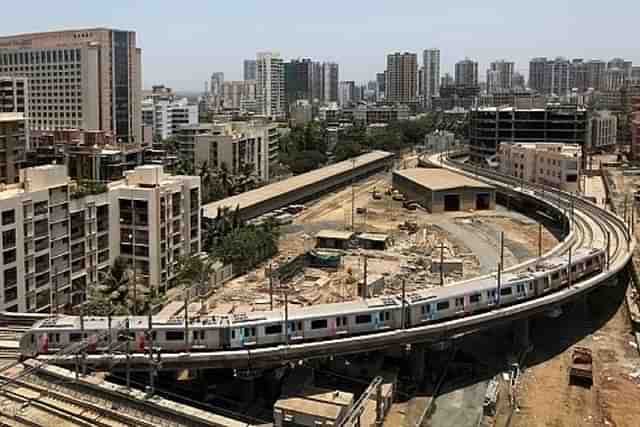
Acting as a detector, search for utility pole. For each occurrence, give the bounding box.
[284,289,289,347]
[351,158,356,231]
[439,242,445,287]
[496,262,501,308]
[401,279,406,329]
[538,223,543,260]
[184,288,190,352]
[148,304,155,396]
[606,230,611,270]
[362,254,368,300]
[125,317,131,390]
[500,231,504,274]
[268,263,273,311]
[80,281,86,376]
[568,246,573,288]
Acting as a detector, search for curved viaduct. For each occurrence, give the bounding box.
[30,154,636,371]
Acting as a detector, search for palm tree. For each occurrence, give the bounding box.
[176,254,219,310]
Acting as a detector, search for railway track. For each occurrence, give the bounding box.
[23,152,637,371]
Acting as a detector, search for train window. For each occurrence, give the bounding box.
[243,327,256,337]
[30,334,35,344]
[421,305,431,314]
[231,330,236,339]
[551,272,559,280]
[436,301,450,311]
[311,319,328,329]
[69,333,82,342]
[265,324,282,335]
[586,259,593,267]
[516,284,524,293]
[528,282,534,291]
[455,298,464,307]
[385,312,390,321]
[355,314,372,324]
[571,265,577,272]
[192,331,205,340]
[48,333,60,342]
[470,294,481,304]
[166,331,184,341]
[500,287,513,296]
[336,316,348,327]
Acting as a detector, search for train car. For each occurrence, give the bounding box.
[224,311,284,349]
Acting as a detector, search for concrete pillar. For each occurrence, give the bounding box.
[409,343,426,384]
[512,318,530,350]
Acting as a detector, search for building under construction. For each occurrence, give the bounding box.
[469,104,588,164]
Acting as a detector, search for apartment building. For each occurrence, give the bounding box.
[256,52,286,119]
[0,28,142,143]
[0,113,27,183]
[385,53,418,105]
[343,104,410,126]
[0,76,28,114]
[632,97,640,159]
[487,60,514,93]
[177,120,280,181]
[498,142,581,192]
[423,49,440,109]
[141,97,198,141]
[589,110,617,150]
[455,59,478,87]
[0,164,200,313]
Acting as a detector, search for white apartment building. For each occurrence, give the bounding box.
[0,28,142,144]
[423,49,440,108]
[190,121,280,182]
[589,110,617,150]
[0,164,200,313]
[498,142,581,192]
[256,52,285,119]
[141,97,198,141]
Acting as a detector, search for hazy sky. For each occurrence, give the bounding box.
[2,0,638,91]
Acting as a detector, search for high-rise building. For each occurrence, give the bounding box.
[284,59,312,105]
[222,80,257,111]
[322,62,339,103]
[512,72,526,89]
[209,72,225,111]
[385,52,418,104]
[244,59,257,81]
[0,113,26,183]
[586,60,606,90]
[339,81,355,107]
[256,52,285,119]
[608,58,633,79]
[376,72,386,100]
[441,73,454,88]
[309,62,323,102]
[605,68,627,91]
[0,163,200,312]
[0,28,142,143]
[487,60,514,93]
[422,49,440,109]
[455,59,479,87]
[632,66,640,83]
[528,57,548,92]
[570,59,588,92]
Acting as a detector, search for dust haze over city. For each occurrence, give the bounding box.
[0,1,639,427]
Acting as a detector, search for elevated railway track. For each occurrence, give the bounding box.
[4,153,635,372]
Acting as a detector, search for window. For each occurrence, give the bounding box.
[243,327,256,337]
[455,297,464,307]
[265,324,282,335]
[2,209,15,225]
[551,272,559,280]
[166,331,184,341]
[192,330,205,340]
[421,305,430,314]
[470,294,481,304]
[2,229,16,248]
[3,249,16,264]
[436,301,450,311]
[311,319,328,329]
[355,314,372,324]
[500,287,513,296]
[69,333,82,342]
[336,316,348,327]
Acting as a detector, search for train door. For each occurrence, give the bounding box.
[487,290,498,307]
[87,332,98,352]
[328,317,337,336]
[136,331,146,352]
[229,328,243,348]
[515,283,527,300]
[420,303,433,322]
[463,295,472,314]
[192,330,205,349]
[288,321,304,342]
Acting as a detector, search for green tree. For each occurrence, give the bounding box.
[176,254,219,308]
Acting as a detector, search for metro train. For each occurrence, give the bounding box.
[19,248,606,358]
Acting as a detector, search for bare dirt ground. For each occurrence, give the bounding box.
[493,170,640,427]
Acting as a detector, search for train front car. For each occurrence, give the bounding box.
[18,329,39,359]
